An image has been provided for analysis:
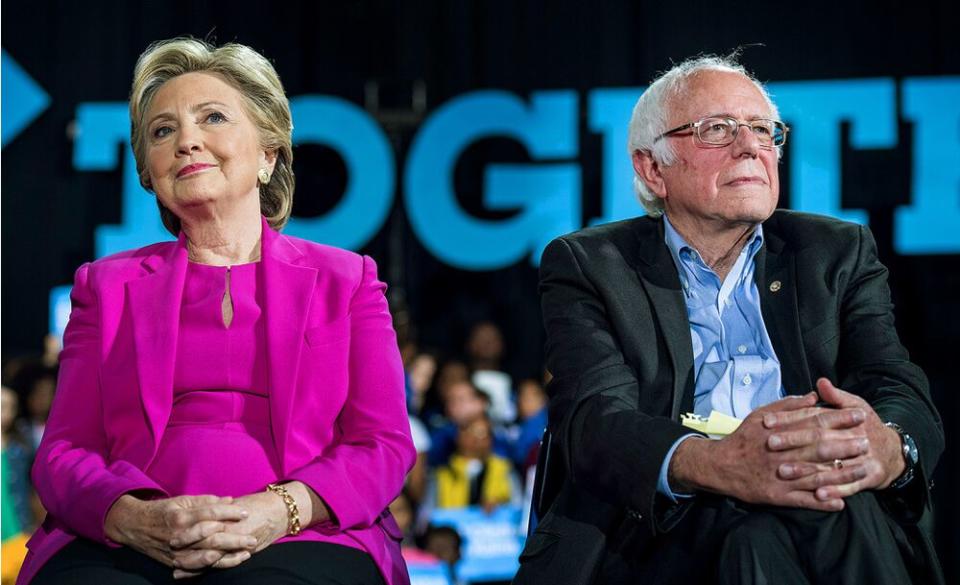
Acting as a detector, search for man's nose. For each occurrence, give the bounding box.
[730,124,761,158]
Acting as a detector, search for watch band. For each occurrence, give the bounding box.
[885,422,918,490]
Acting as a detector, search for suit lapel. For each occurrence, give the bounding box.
[755,222,813,396]
[128,233,188,449]
[259,218,317,467]
[632,219,695,420]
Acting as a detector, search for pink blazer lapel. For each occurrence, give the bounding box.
[259,218,317,470]
[126,231,189,451]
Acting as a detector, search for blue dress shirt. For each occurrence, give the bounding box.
[657,215,784,500]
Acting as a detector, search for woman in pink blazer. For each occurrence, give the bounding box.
[20,38,415,585]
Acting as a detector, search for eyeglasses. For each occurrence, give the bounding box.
[654,116,789,148]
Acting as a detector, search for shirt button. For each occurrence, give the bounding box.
[737,344,747,354]
[742,374,752,386]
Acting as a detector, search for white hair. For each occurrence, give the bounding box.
[627,55,782,216]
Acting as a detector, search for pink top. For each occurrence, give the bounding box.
[173,261,268,396]
[148,262,274,497]
[148,261,368,554]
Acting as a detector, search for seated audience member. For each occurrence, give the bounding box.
[3,453,30,585]
[11,366,56,451]
[434,415,518,512]
[407,414,432,504]
[427,379,488,465]
[421,525,462,569]
[467,322,515,424]
[407,352,438,415]
[389,490,441,566]
[510,379,548,472]
[421,359,471,431]
[1,386,35,532]
[428,380,512,467]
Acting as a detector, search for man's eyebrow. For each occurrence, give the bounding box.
[705,112,773,121]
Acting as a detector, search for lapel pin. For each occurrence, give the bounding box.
[769,280,782,293]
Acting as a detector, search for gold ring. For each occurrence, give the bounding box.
[833,458,844,470]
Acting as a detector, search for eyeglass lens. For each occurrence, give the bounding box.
[698,117,785,146]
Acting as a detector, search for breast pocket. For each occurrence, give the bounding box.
[304,316,350,348]
[301,317,352,407]
[801,318,839,349]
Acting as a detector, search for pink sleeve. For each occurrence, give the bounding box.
[31,263,167,543]
[284,255,416,531]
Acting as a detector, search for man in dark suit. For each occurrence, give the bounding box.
[514,56,944,585]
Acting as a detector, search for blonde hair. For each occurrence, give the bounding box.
[129,38,294,235]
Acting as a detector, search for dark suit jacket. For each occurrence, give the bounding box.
[514,210,944,585]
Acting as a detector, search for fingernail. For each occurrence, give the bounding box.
[779,464,793,477]
[852,409,865,423]
[816,488,829,500]
[241,509,249,517]
[763,414,776,427]
[246,538,257,547]
[859,438,869,451]
[769,435,782,448]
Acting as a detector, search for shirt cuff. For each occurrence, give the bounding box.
[657,433,701,503]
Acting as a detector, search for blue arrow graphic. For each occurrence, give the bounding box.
[2,50,51,147]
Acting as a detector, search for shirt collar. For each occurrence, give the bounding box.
[662,214,765,271]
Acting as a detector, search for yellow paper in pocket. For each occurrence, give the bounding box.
[681,410,743,438]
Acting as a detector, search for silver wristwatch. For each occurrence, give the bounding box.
[885,422,918,490]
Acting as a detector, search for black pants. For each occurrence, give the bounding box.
[598,491,942,585]
[31,539,387,585]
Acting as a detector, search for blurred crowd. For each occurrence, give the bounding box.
[2,336,60,583]
[0,320,548,584]
[391,319,548,582]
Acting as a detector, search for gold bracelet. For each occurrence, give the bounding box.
[266,483,302,535]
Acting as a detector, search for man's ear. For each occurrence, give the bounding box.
[632,149,668,199]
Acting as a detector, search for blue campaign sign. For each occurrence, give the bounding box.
[48,286,73,344]
[429,505,525,583]
[895,78,960,254]
[405,90,581,269]
[407,562,454,585]
[52,76,960,335]
[285,96,396,250]
[1,51,50,147]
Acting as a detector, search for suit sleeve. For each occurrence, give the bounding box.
[31,263,167,543]
[284,256,416,531]
[540,238,694,532]
[837,226,943,522]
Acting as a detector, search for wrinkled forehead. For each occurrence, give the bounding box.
[666,70,774,125]
[146,71,246,118]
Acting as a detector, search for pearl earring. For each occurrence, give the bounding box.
[258,168,271,184]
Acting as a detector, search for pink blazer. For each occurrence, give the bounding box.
[19,218,416,585]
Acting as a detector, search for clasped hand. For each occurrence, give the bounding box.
[104,490,289,579]
[682,378,905,511]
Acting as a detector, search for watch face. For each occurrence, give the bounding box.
[905,435,919,465]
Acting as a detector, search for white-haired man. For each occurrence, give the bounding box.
[514,57,944,585]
